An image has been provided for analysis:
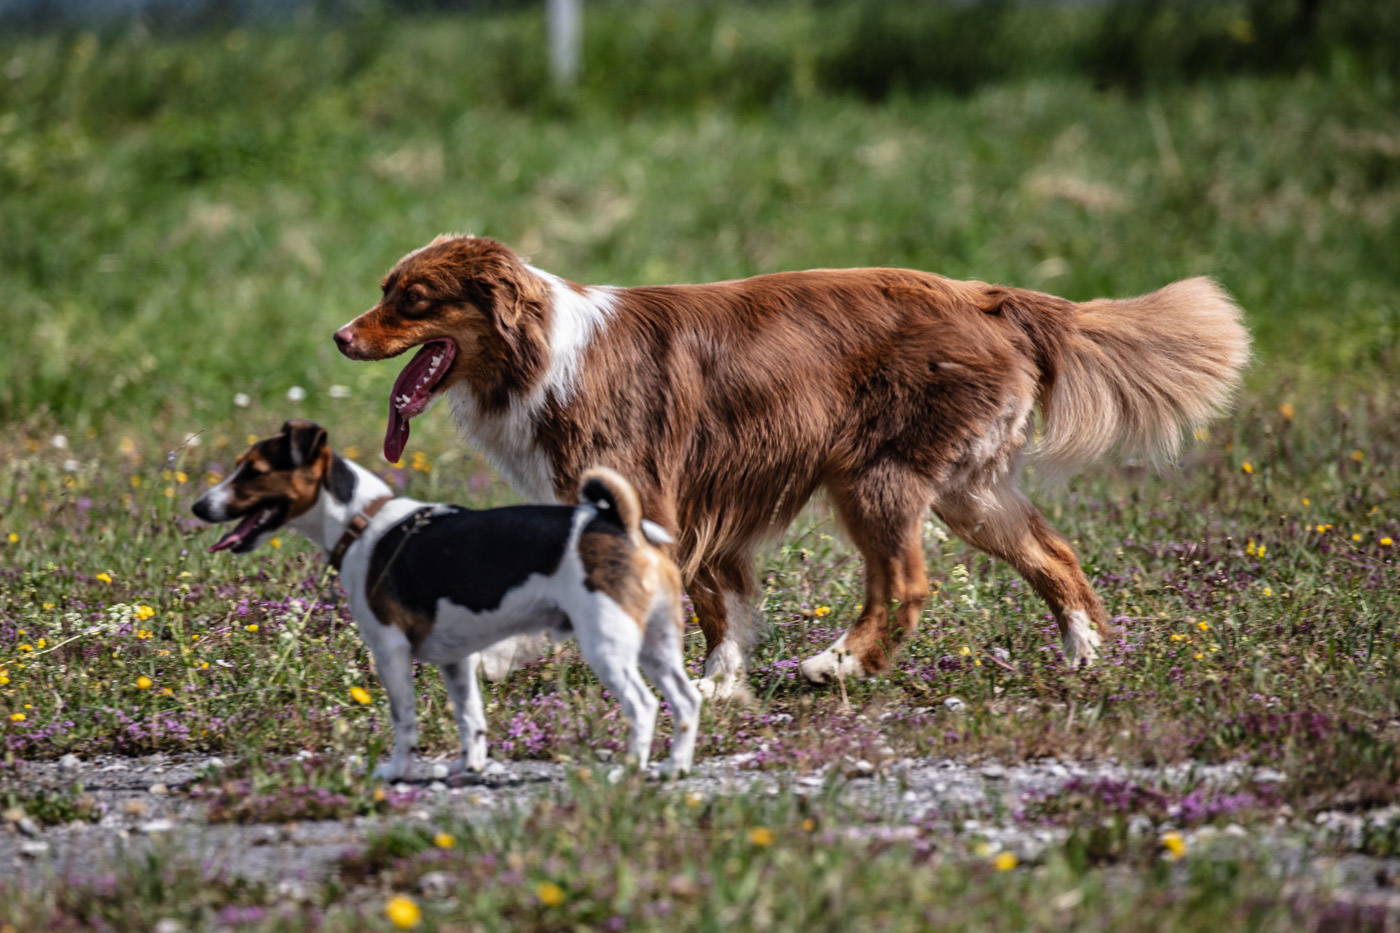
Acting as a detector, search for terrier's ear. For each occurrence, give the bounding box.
[281,420,328,467]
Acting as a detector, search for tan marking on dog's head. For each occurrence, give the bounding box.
[220,420,333,522]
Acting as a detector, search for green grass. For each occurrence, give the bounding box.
[1,1,1399,929]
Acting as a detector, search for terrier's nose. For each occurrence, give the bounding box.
[333,327,355,356]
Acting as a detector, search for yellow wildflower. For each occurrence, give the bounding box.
[1161,831,1187,860]
[960,645,972,656]
[685,791,703,808]
[130,475,142,488]
[96,572,113,584]
[35,639,45,650]
[1302,497,1311,506]
[813,605,831,617]
[1279,402,1294,420]
[1353,534,1363,543]
[1197,621,1210,632]
[5,533,15,544]
[136,675,152,690]
[802,818,817,832]
[135,605,155,621]
[1263,587,1273,597]
[18,644,32,653]
[373,787,387,802]
[434,831,456,849]
[1351,449,1365,462]
[175,471,188,484]
[244,624,258,633]
[351,686,372,705]
[536,881,566,907]
[384,894,422,929]
[748,827,775,846]
[270,538,281,549]
[9,713,24,723]
[1382,537,1393,547]
[993,851,1019,871]
[1241,462,1253,475]
[42,603,54,611]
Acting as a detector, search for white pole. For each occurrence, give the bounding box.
[548,0,581,88]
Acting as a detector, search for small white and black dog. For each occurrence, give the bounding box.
[192,420,701,780]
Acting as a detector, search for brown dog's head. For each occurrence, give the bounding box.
[192,420,332,553]
[332,235,547,463]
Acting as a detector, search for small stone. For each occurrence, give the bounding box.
[1253,768,1286,784]
[429,781,448,794]
[2,807,25,825]
[122,800,149,818]
[797,775,823,788]
[16,816,41,839]
[139,819,175,834]
[58,754,82,771]
[153,920,184,933]
[943,696,967,713]
[203,757,225,771]
[595,749,614,763]
[418,870,453,898]
[848,759,876,778]
[607,766,626,785]
[979,764,1007,780]
[148,783,169,796]
[100,761,129,772]
[430,762,451,780]
[19,841,50,858]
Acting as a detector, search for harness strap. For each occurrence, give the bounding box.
[329,495,394,571]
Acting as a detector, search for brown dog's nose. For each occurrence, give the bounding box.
[333,327,356,357]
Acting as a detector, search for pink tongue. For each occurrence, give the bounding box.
[210,510,262,552]
[384,405,410,464]
[383,340,454,464]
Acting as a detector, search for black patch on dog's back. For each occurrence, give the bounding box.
[367,504,575,616]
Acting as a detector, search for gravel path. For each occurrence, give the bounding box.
[4,752,1400,909]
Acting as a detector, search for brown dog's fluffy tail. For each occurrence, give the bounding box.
[579,466,645,541]
[1003,277,1250,483]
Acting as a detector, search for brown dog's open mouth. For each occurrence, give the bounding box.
[385,338,456,463]
[209,502,288,553]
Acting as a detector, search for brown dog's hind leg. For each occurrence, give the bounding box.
[935,481,1112,664]
[799,469,932,683]
[688,555,761,701]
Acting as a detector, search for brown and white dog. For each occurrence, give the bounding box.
[334,236,1250,699]
[191,420,701,779]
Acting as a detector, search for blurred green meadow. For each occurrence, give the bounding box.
[1,0,1400,929]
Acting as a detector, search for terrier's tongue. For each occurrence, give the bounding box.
[385,406,410,464]
[209,510,261,552]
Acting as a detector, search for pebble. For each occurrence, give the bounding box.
[148,783,170,796]
[979,764,1007,780]
[944,696,967,713]
[153,920,183,933]
[123,800,149,818]
[18,841,49,858]
[430,763,451,779]
[204,757,226,771]
[428,781,448,794]
[418,870,454,898]
[139,819,175,834]
[58,754,82,771]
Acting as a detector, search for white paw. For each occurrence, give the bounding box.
[692,673,752,702]
[1063,609,1103,665]
[798,634,866,684]
[463,736,488,773]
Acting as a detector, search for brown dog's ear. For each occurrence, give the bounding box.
[281,420,328,467]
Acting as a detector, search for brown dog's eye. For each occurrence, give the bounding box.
[401,288,432,317]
